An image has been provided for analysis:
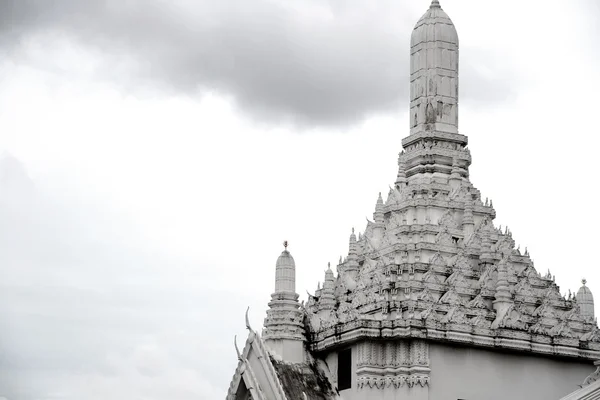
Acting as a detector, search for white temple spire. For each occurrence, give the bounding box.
[262,242,305,363]
[577,278,595,319]
[374,192,385,224]
[274,240,295,293]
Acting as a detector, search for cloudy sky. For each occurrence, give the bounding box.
[0,0,599,398]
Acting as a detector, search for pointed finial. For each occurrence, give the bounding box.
[352,227,355,234]
[245,306,252,331]
[283,240,288,250]
[327,262,331,271]
[339,255,343,264]
[234,335,242,360]
[430,0,441,8]
[583,278,588,286]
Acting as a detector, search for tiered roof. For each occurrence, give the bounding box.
[304,0,599,360]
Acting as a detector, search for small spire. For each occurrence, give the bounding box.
[349,227,357,255]
[583,278,588,286]
[283,240,288,250]
[430,0,441,8]
[327,262,331,271]
[374,193,385,224]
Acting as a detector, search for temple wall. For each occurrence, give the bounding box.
[428,343,594,400]
[324,341,594,400]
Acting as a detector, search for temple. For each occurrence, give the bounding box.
[227,2,600,399]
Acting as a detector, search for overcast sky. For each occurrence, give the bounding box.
[0,0,599,399]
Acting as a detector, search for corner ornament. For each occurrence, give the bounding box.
[234,335,242,361]
[245,306,253,332]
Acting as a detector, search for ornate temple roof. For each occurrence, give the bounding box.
[229,1,600,398]
[303,0,600,360]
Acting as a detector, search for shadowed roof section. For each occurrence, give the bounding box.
[270,357,337,400]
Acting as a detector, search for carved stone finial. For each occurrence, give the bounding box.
[234,335,242,360]
[245,306,252,331]
[430,0,441,9]
[283,240,288,250]
[583,278,588,286]
[327,262,331,271]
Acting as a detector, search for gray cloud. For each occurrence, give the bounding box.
[0,0,520,127]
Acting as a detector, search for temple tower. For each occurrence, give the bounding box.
[229,2,600,399]
[410,0,459,135]
[402,0,469,182]
[262,242,305,363]
[578,279,595,319]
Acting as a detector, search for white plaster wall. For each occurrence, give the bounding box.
[323,342,594,400]
[428,343,594,400]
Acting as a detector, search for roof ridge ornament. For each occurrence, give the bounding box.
[245,306,252,331]
[234,335,242,360]
[430,0,441,8]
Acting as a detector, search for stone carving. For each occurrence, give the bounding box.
[435,228,454,246]
[478,265,497,291]
[498,305,527,331]
[417,286,438,303]
[356,340,431,390]
[446,270,470,288]
[468,294,489,310]
[582,366,600,387]
[549,318,575,338]
[442,306,469,325]
[440,288,466,306]
[422,269,443,284]
[429,251,447,267]
[451,252,471,271]
[438,210,458,229]
[581,326,600,342]
[470,314,492,329]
